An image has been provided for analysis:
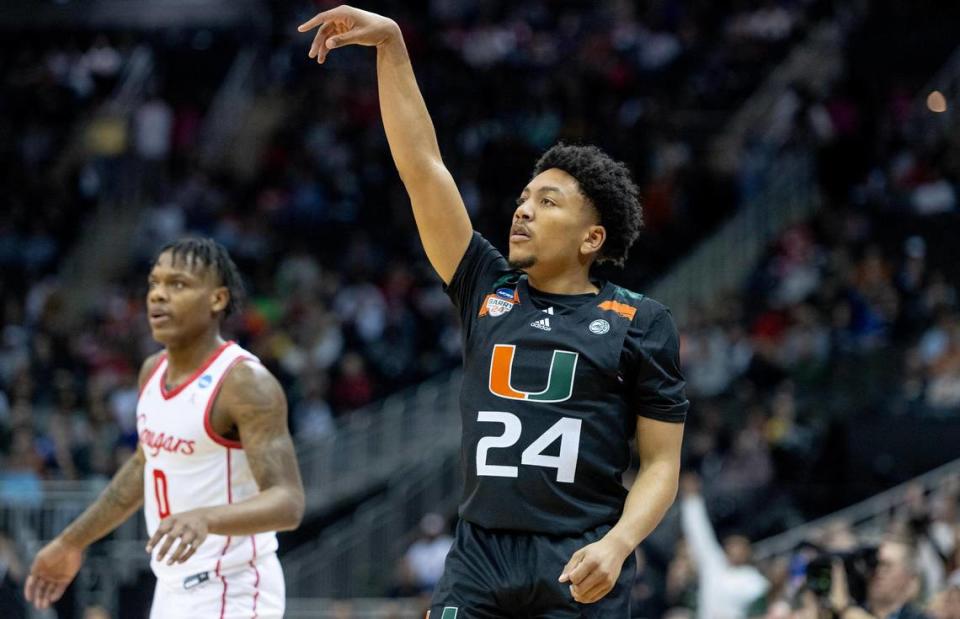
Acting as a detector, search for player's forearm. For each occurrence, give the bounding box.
[60,453,145,549]
[606,461,679,554]
[200,486,304,536]
[375,25,444,183]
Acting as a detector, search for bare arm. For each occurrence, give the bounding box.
[205,361,305,534]
[560,417,684,603]
[147,361,305,565]
[610,418,684,550]
[59,351,165,546]
[298,6,473,284]
[59,446,146,548]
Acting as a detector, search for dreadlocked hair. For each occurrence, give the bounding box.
[155,237,245,319]
[533,143,643,267]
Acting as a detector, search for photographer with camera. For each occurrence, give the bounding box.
[828,539,933,619]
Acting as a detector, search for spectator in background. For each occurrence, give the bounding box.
[133,85,174,198]
[401,513,453,595]
[0,532,26,619]
[828,538,933,619]
[133,87,174,163]
[928,586,960,619]
[679,473,769,619]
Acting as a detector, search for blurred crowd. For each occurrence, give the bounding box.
[0,32,235,497]
[627,471,960,619]
[0,0,958,615]
[0,0,834,489]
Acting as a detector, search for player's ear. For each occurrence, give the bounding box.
[211,287,229,316]
[580,224,605,259]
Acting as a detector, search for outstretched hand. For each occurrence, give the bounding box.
[145,508,211,566]
[24,538,83,610]
[297,5,401,64]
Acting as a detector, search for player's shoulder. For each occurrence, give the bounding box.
[604,284,674,331]
[220,356,286,409]
[223,356,279,390]
[138,350,166,389]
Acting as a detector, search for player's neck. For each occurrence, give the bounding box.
[164,331,227,381]
[525,267,598,296]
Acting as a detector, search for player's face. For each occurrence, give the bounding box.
[509,168,604,273]
[146,251,228,346]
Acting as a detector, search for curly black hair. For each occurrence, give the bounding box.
[532,143,643,267]
[155,237,245,319]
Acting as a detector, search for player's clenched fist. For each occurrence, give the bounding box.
[297,5,401,64]
[145,509,211,565]
[558,536,632,604]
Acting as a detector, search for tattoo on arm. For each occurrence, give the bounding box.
[225,363,305,516]
[61,448,145,548]
[57,353,163,548]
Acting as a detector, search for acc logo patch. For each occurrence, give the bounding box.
[589,319,610,335]
[198,374,213,388]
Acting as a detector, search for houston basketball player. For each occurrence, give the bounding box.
[25,238,305,618]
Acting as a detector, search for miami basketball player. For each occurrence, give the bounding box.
[300,6,687,617]
[25,239,305,618]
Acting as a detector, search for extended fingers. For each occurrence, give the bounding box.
[310,21,336,60]
[34,578,60,609]
[154,524,183,562]
[145,521,170,554]
[297,8,343,33]
[178,537,202,564]
[47,581,68,605]
[166,530,201,565]
[165,539,190,565]
[24,575,38,604]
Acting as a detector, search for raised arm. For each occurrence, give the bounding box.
[298,5,473,284]
[24,352,162,610]
[145,361,305,566]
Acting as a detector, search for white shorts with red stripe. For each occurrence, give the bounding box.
[149,552,285,619]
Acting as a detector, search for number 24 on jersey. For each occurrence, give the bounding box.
[475,412,582,483]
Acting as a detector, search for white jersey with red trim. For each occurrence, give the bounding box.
[137,341,280,585]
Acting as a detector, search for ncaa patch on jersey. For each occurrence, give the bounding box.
[198,374,213,388]
[589,319,610,334]
[496,287,515,299]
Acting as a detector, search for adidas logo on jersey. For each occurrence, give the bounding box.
[530,317,551,331]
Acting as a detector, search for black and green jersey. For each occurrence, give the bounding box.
[444,233,689,535]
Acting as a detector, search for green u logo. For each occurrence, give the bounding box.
[488,344,578,403]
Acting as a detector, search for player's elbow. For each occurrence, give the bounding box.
[278,487,306,531]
